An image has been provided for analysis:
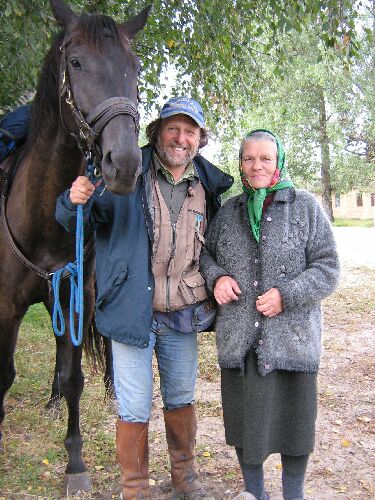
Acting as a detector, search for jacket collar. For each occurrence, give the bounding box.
[141,144,233,196]
[238,187,296,206]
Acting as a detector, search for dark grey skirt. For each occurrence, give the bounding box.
[221,348,317,464]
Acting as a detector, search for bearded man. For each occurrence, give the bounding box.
[56,96,233,499]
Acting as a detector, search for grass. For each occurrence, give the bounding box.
[2,273,373,497]
[0,303,118,497]
[0,306,221,497]
[333,218,374,227]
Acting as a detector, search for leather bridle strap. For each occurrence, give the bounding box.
[86,96,140,138]
[59,37,140,171]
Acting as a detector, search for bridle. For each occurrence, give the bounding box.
[59,36,140,173]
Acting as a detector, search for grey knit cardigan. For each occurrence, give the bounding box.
[200,188,340,375]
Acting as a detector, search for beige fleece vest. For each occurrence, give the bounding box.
[152,178,208,312]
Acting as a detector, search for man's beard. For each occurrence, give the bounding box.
[156,140,198,169]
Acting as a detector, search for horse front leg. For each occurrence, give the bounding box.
[48,283,95,494]
[57,334,93,493]
[0,315,23,453]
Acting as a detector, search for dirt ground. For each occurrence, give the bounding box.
[2,229,374,499]
[130,264,374,500]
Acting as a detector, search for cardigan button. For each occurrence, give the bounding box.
[254,281,258,287]
[261,235,266,240]
[264,364,270,370]
[258,339,264,345]
[255,321,259,327]
[267,216,272,221]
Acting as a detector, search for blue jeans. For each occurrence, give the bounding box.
[112,318,198,422]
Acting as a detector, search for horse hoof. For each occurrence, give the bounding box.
[64,472,92,494]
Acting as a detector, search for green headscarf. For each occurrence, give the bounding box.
[240,129,294,243]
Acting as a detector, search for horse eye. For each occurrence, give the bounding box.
[70,58,82,70]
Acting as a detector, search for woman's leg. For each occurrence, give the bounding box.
[235,447,268,500]
[281,454,309,500]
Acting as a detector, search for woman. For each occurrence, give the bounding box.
[200,130,340,500]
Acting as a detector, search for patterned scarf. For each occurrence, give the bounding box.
[240,129,294,243]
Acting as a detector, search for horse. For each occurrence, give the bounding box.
[0,0,150,493]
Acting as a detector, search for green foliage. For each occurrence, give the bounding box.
[216,4,375,200]
[0,0,372,198]
[0,0,361,116]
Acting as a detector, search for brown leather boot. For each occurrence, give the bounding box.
[116,419,150,499]
[164,405,205,497]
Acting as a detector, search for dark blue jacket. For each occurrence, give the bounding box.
[55,144,233,347]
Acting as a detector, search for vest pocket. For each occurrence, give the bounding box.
[179,271,208,304]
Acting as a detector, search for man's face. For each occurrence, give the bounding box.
[156,114,201,171]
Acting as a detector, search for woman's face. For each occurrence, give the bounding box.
[241,139,278,189]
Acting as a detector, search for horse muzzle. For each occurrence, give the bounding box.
[100,114,142,195]
[101,147,142,195]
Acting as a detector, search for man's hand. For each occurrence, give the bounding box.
[256,287,283,317]
[214,276,242,305]
[69,176,96,205]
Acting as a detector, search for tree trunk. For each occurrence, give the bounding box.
[317,87,334,222]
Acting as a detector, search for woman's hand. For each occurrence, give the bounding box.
[69,176,97,205]
[214,276,242,305]
[256,287,283,317]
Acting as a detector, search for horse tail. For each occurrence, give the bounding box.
[83,316,115,398]
[83,315,106,371]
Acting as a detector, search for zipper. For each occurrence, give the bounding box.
[166,222,176,311]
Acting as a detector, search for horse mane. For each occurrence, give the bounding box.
[27,13,127,148]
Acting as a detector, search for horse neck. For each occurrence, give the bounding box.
[7,128,85,229]
[29,130,85,196]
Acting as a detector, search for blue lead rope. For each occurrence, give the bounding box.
[51,160,98,347]
[52,204,84,346]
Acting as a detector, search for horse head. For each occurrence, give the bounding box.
[49,0,151,194]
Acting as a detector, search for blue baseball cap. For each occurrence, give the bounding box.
[159,96,206,128]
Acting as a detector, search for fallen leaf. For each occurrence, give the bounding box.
[95,465,104,470]
[334,419,343,425]
[42,458,49,465]
[275,463,282,471]
[357,416,371,423]
[203,451,211,458]
[149,479,156,486]
[336,485,347,492]
[341,438,351,447]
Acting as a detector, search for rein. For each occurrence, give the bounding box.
[51,162,97,347]
[0,191,95,282]
[0,154,95,282]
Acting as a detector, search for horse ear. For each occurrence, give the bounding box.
[50,0,77,27]
[121,5,152,40]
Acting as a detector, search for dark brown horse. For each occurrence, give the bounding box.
[0,0,150,493]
